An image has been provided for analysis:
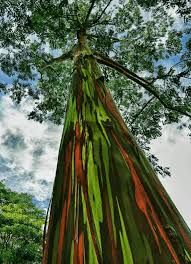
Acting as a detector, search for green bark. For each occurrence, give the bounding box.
[43,45,191,264]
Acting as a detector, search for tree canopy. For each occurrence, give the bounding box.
[0,1,191,263]
[0,181,45,263]
[0,0,190,177]
[138,0,191,21]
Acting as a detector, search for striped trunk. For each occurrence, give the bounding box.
[43,46,191,263]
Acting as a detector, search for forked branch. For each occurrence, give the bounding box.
[94,52,191,119]
[42,49,73,69]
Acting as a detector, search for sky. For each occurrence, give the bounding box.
[0,96,62,205]
[150,125,191,229]
[0,94,190,229]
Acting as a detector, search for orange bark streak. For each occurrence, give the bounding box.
[75,122,85,185]
[112,131,180,264]
[57,203,67,263]
[74,240,78,264]
[78,232,84,264]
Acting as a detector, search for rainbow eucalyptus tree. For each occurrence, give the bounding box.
[0,0,191,263]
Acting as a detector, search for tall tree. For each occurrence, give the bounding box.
[0,0,191,263]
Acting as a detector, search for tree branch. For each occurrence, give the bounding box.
[87,33,120,43]
[90,0,113,26]
[130,96,155,125]
[90,20,115,26]
[151,60,189,84]
[42,50,73,69]
[84,0,96,25]
[94,52,191,119]
[94,51,151,85]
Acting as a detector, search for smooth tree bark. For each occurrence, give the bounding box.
[43,32,191,263]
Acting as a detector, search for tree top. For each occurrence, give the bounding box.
[0,0,190,176]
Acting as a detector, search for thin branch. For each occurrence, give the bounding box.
[94,51,150,85]
[176,69,190,78]
[182,76,191,80]
[42,49,73,69]
[91,20,115,26]
[151,60,188,84]
[94,52,191,119]
[84,0,96,25]
[87,33,120,43]
[150,68,174,84]
[130,96,155,125]
[90,0,113,26]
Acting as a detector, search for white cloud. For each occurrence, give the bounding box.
[167,7,185,31]
[151,124,191,228]
[0,95,62,201]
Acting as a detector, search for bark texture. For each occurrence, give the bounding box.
[43,45,191,263]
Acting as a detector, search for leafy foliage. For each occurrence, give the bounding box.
[0,182,45,263]
[138,0,191,21]
[0,0,191,176]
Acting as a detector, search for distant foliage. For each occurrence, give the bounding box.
[0,182,45,264]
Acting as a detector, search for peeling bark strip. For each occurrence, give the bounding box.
[43,44,191,263]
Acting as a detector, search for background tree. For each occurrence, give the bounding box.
[0,182,45,263]
[0,0,191,263]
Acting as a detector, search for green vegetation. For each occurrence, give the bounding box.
[0,182,45,263]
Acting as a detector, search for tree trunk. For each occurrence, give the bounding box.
[43,43,191,263]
